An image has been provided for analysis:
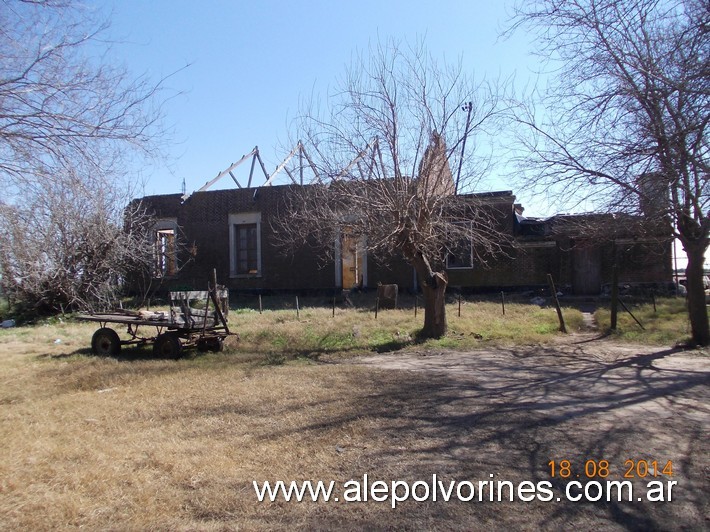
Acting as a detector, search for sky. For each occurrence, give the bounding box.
[95,0,702,269]
[98,0,540,207]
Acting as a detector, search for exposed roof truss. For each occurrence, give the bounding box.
[181,138,388,203]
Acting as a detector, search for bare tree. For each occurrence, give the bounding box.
[273,41,506,338]
[0,0,165,193]
[0,0,170,313]
[0,177,155,313]
[508,0,709,345]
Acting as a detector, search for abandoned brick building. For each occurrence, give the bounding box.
[136,184,672,296]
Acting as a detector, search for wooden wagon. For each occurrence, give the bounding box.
[78,283,232,359]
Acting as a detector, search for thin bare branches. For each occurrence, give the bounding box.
[0,0,168,193]
[508,0,709,344]
[0,0,170,313]
[274,40,507,337]
[0,178,156,312]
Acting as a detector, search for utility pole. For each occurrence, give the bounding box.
[455,101,473,195]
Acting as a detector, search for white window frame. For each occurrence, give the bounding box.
[229,212,262,278]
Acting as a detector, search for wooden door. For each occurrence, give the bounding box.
[572,245,602,295]
[341,231,363,289]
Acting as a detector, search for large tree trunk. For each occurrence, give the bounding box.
[683,239,709,346]
[421,272,448,338]
[412,253,448,338]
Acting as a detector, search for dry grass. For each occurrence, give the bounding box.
[1,303,704,530]
[594,297,694,345]
[231,297,585,357]
[0,330,486,530]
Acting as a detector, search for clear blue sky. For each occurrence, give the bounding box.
[99,0,540,206]
[97,0,703,268]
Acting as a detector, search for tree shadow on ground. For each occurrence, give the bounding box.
[195,342,708,530]
[39,336,705,529]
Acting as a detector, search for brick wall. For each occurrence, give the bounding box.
[138,186,337,292]
[134,186,672,296]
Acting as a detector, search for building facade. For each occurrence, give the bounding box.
[135,185,672,296]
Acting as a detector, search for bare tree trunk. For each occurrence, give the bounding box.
[421,278,448,338]
[683,240,709,346]
[412,253,448,338]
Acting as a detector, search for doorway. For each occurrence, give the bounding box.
[340,230,365,289]
[572,244,602,295]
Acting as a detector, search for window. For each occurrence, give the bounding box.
[447,242,473,269]
[229,212,261,277]
[235,223,258,274]
[153,220,178,277]
[447,224,473,269]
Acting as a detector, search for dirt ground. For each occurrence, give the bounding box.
[347,333,710,530]
[1,325,707,530]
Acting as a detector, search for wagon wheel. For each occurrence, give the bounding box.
[197,337,223,352]
[196,339,209,352]
[210,338,224,352]
[91,327,121,356]
[207,337,224,352]
[153,332,183,359]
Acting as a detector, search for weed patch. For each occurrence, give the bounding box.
[229,299,584,356]
[595,297,693,345]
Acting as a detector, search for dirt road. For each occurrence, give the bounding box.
[350,335,709,530]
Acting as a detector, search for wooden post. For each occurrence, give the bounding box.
[547,274,567,333]
[202,288,211,337]
[332,296,336,317]
[610,264,619,330]
[209,268,229,334]
[458,293,462,317]
[501,291,506,316]
[258,294,263,314]
[651,292,657,313]
[619,298,645,330]
[414,296,418,318]
[296,296,299,319]
[375,297,379,319]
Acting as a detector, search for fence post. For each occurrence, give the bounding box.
[501,291,506,316]
[375,297,379,319]
[296,296,299,319]
[547,273,567,333]
[611,264,619,330]
[619,298,645,330]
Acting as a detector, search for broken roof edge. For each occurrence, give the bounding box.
[181,142,321,204]
[457,190,515,200]
[139,182,316,206]
[137,185,522,212]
